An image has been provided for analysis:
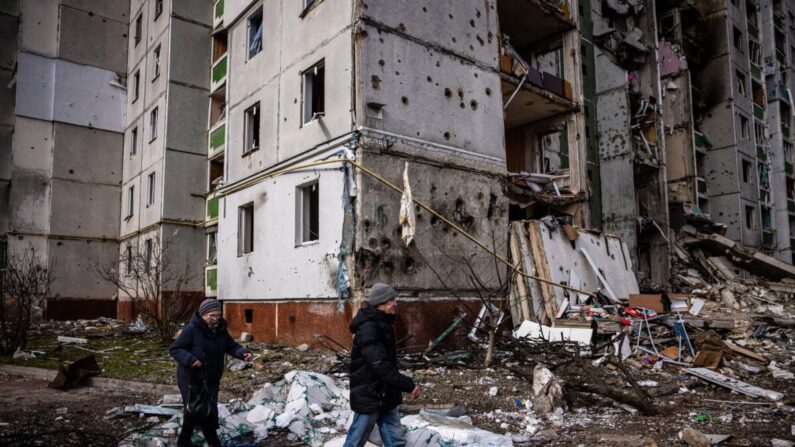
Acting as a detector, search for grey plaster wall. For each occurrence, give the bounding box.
[163,150,206,222]
[48,238,120,299]
[169,18,211,89]
[58,3,129,73]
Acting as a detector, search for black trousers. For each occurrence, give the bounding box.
[177,401,220,446]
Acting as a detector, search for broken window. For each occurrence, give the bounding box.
[147,172,155,206]
[244,102,260,154]
[154,0,163,19]
[740,115,749,139]
[133,70,140,101]
[745,205,756,230]
[742,159,753,183]
[126,186,134,218]
[134,14,142,45]
[733,26,744,53]
[131,127,138,156]
[736,71,746,97]
[207,230,217,265]
[144,239,153,272]
[153,45,161,79]
[302,61,325,124]
[297,181,319,243]
[238,203,254,255]
[248,8,263,59]
[244,308,253,324]
[149,107,158,141]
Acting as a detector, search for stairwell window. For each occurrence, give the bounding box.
[125,245,133,275]
[745,205,756,230]
[244,102,260,155]
[134,14,142,46]
[149,107,158,142]
[153,45,161,80]
[238,203,254,256]
[147,172,156,206]
[126,186,135,219]
[132,70,140,102]
[297,181,319,244]
[742,159,753,183]
[154,0,163,19]
[302,61,325,125]
[248,8,263,59]
[130,127,138,155]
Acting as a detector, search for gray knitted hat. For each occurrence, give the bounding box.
[367,283,398,307]
[199,298,222,316]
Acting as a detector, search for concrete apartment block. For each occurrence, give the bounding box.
[0,0,129,319]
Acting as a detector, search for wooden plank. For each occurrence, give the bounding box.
[516,223,544,321]
[508,224,533,323]
[527,221,557,325]
[685,368,783,401]
[723,341,768,363]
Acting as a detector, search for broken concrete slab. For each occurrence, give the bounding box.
[685,368,783,401]
[48,354,100,390]
[694,233,795,280]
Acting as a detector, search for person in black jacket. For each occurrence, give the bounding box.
[170,299,252,447]
[344,283,420,447]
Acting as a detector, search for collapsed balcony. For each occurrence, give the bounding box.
[497,0,575,50]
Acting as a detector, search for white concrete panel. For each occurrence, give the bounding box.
[52,58,127,133]
[11,117,54,173]
[15,52,56,122]
[359,25,504,159]
[50,179,121,237]
[227,0,283,103]
[217,153,345,300]
[19,0,59,57]
[226,79,280,184]
[169,19,211,89]
[280,0,353,70]
[48,238,120,299]
[166,84,210,154]
[138,158,162,228]
[361,0,498,68]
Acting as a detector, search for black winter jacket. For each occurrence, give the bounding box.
[169,313,249,404]
[348,307,415,413]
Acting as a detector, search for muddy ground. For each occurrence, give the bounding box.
[1,321,794,446]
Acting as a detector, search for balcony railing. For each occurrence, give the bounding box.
[207,195,220,220]
[783,124,791,139]
[763,229,775,247]
[697,177,708,197]
[211,53,228,92]
[205,266,218,296]
[754,103,765,120]
[751,63,762,81]
[214,0,224,28]
[788,198,795,214]
[774,11,785,31]
[777,48,787,66]
[757,145,768,162]
[694,130,712,153]
[760,188,770,205]
[748,21,760,41]
[786,161,794,177]
[209,120,225,157]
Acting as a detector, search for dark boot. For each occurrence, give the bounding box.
[200,426,221,447]
[176,419,194,447]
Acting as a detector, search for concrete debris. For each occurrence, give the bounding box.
[680,427,711,447]
[49,354,101,390]
[228,358,251,372]
[531,365,565,416]
[56,336,88,345]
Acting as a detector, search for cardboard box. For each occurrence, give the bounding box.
[628,294,665,313]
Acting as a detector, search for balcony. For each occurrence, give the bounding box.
[694,130,712,154]
[753,103,765,120]
[784,124,791,140]
[498,0,575,49]
[787,161,794,177]
[213,0,224,28]
[760,187,770,205]
[791,238,795,252]
[774,11,785,31]
[789,198,795,215]
[207,195,220,221]
[757,145,768,162]
[751,63,762,81]
[777,48,787,67]
[748,21,760,41]
[500,40,576,128]
[208,120,225,158]
[763,229,775,247]
[696,176,708,198]
[205,266,217,296]
[211,52,227,92]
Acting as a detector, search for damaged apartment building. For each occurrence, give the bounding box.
[0,1,130,319]
[3,0,795,336]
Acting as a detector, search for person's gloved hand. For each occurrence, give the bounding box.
[191,359,202,368]
[243,352,254,362]
[410,385,421,399]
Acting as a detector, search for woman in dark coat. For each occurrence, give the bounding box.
[170,299,252,447]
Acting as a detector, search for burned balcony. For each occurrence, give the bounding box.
[500,39,576,128]
[497,0,575,50]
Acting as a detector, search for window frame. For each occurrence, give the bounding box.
[126,186,135,219]
[144,238,153,272]
[296,180,320,245]
[153,44,161,81]
[134,14,142,46]
[149,107,158,142]
[237,202,255,256]
[146,172,156,206]
[154,0,163,20]
[301,60,325,125]
[243,102,261,155]
[125,245,133,275]
[132,70,140,102]
[247,8,263,60]
[131,127,138,156]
